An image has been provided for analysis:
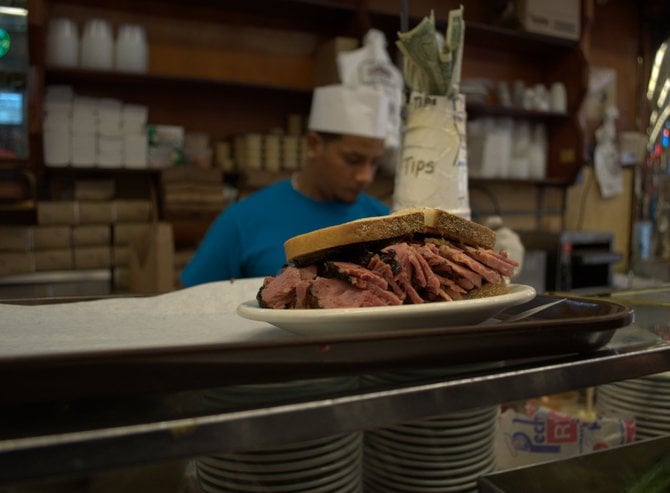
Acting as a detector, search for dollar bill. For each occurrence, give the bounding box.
[397,15,446,95]
[397,6,465,97]
[402,54,430,93]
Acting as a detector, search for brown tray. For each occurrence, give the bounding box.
[0,294,633,402]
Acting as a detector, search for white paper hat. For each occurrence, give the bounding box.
[308,84,389,139]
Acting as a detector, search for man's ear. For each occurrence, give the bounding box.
[305,131,323,159]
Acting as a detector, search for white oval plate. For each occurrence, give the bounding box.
[236,284,536,336]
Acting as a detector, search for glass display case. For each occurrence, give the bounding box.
[1,284,669,491]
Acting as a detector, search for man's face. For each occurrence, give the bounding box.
[308,133,386,203]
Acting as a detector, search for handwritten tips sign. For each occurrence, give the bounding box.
[393,92,470,219]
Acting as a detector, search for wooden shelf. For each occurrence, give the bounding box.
[43,165,161,176]
[466,103,573,122]
[464,21,579,52]
[469,177,572,187]
[44,66,315,94]
[44,0,360,35]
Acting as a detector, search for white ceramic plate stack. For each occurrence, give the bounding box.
[596,371,670,440]
[363,405,499,493]
[196,431,363,493]
[198,377,363,491]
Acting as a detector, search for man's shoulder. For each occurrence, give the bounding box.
[233,179,293,209]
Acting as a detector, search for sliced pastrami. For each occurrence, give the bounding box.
[437,241,502,285]
[258,265,316,309]
[367,254,406,300]
[310,277,399,308]
[381,243,426,303]
[433,272,467,300]
[421,242,481,289]
[464,245,518,278]
[323,261,388,290]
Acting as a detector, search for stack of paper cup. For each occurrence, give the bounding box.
[264,134,281,172]
[282,135,302,171]
[46,18,79,67]
[122,104,148,168]
[43,86,74,167]
[393,92,470,219]
[114,24,148,73]
[96,98,123,168]
[70,96,97,166]
[241,133,263,171]
[80,18,114,70]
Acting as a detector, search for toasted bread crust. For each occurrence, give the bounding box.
[285,210,425,265]
[462,281,509,299]
[284,208,496,265]
[405,208,496,249]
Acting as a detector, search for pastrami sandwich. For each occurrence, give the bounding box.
[257,208,519,309]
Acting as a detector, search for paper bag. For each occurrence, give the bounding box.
[128,222,174,294]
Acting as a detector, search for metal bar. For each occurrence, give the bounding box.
[1,342,670,485]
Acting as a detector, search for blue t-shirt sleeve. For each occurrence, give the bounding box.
[180,183,392,286]
[180,205,243,287]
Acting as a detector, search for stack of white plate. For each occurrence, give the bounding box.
[363,405,499,493]
[196,432,362,493]
[596,371,670,440]
[198,377,362,492]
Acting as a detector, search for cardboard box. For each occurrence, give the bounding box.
[113,199,154,222]
[0,252,34,277]
[72,225,112,246]
[37,201,78,225]
[128,222,174,294]
[314,37,359,86]
[517,0,581,40]
[34,226,72,250]
[74,179,116,200]
[0,226,71,251]
[112,246,130,266]
[113,266,130,290]
[113,222,153,245]
[79,201,115,224]
[74,246,112,269]
[33,249,74,271]
[0,227,31,251]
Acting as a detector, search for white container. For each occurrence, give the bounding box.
[518,0,581,41]
[46,18,79,67]
[43,128,71,167]
[393,92,470,219]
[80,18,114,70]
[550,82,567,113]
[114,24,148,72]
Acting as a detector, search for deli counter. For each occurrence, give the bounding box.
[1,282,670,492]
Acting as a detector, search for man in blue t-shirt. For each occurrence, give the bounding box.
[180,85,392,286]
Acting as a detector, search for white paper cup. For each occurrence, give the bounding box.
[115,24,148,72]
[393,92,470,219]
[46,18,79,67]
[80,18,114,70]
